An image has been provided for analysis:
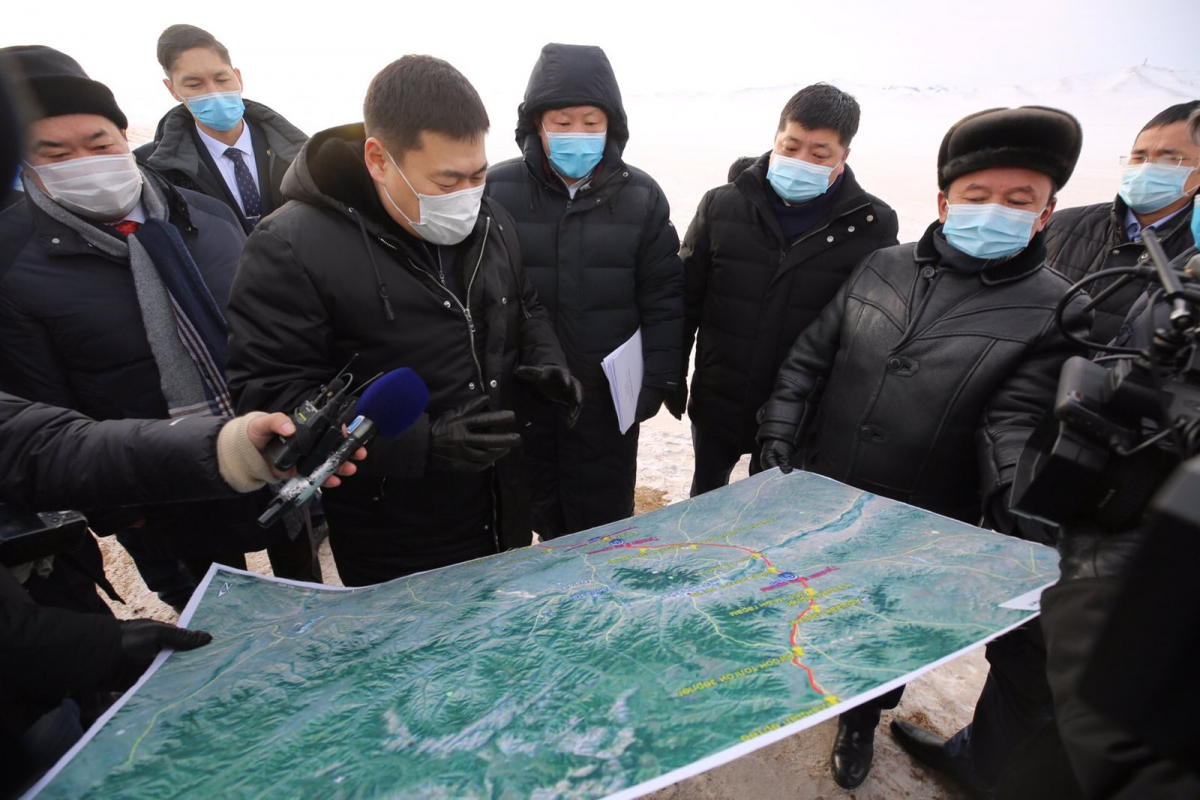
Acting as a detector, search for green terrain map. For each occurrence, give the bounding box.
[34,470,1057,799]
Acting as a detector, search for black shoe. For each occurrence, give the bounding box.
[890,719,952,772]
[830,715,876,789]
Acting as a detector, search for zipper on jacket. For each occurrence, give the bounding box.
[403,216,491,391]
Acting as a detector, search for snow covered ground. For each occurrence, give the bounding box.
[97,66,1199,798]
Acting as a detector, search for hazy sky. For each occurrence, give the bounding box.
[3,0,1197,135]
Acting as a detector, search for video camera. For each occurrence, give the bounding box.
[0,505,88,568]
[1012,230,1200,531]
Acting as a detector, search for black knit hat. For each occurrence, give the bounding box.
[0,45,128,130]
[938,106,1082,191]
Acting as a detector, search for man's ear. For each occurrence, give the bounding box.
[163,78,183,104]
[234,67,244,92]
[363,137,389,183]
[120,129,129,142]
[1035,198,1057,232]
[936,189,949,224]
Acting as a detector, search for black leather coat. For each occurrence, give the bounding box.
[758,224,1091,524]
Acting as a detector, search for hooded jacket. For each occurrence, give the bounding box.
[758,224,1091,528]
[682,155,899,452]
[225,124,567,572]
[134,99,307,234]
[484,43,683,392]
[1043,195,1196,346]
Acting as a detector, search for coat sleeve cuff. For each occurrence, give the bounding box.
[216,412,279,492]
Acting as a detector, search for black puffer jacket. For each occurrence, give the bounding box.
[682,156,898,451]
[758,224,1091,525]
[134,100,307,233]
[1043,196,1195,346]
[226,124,567,557]
[0,392,228,506]
[484,44,682,391]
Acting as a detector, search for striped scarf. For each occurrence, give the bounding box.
[24,169,234,418]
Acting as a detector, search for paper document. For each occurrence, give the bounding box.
[601,327,643,434]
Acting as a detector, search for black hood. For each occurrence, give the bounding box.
[515,43,629,154]
[282,123,389,223]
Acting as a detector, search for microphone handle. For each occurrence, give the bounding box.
[257,417,377,527]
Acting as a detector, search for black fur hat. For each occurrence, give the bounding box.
[938,106,1082,191]
[0,45,128,130]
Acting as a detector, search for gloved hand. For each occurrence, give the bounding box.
[760,439,795,474]
[664,383,687,420]
[1056,526,1146,582]
[119,619,213,664]
[635,386,667,423]
[514,365,584,428]
[429,396,521,471]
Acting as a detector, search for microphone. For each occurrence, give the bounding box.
[257,368,430,527]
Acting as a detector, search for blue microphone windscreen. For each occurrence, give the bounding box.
[357,368,430,439]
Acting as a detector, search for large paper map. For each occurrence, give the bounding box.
[32,470,1057,799]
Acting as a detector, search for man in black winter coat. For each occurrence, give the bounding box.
[0,46,313,612]
[756,106,1091,793]
[677,84,899,497]
[1044,101,1199,345]
[484,43,683,539]
[0,393,363,796]
[134,25,308,235]
[226,55,576,587]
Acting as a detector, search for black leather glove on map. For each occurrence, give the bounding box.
[514,365,584,428]
[635,386,667,424]
[120,619,212,664]
[663,383,687,420]
[429,396,521,472]
[759,439,795,474]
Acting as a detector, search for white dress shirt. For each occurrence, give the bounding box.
[195,122,260,216]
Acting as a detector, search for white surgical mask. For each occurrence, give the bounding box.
[27,153,143,221]
[383,150,483,246]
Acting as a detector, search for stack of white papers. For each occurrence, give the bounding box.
[601,328,643,434]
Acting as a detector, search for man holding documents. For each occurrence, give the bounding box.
[486,43,683,539]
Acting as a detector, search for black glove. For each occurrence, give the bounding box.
[1056,526,1146,582]
[514,365,584,427]
[119,619,213,664]
[635,386,667,423]
[664,383,687,420]
[429,396,521,471]
[760,439,795,474]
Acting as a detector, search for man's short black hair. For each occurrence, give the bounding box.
[778,83,860,147]
[1141,100,1200,133]
[157,25,231,76]
[364,56,489,154]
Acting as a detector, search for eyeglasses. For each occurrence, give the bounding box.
[1119,155,1198,167]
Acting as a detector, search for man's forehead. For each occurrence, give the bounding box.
[544,105,606,118]
[29,114,119,143]
[778,123,840,146]
[950,166,1053,194]
[1132,121,1195,152]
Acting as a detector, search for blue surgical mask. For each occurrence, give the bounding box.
[767,154,836,204]
[1191,197,1200,246]
[1119,163,1194,213]
[184,90,246,132]
[942,203,1041,260]
[543,126,606,179]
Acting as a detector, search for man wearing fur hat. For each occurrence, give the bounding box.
[756,106,1092,792]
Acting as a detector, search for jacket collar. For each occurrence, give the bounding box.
[26,167,195,260]
[917,221,1048,284]
[736,152,871,246]
[143,99,306,180]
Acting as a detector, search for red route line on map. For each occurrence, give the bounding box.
[536,538,829,695]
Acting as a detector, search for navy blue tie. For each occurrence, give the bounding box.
[224,147,262,228]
